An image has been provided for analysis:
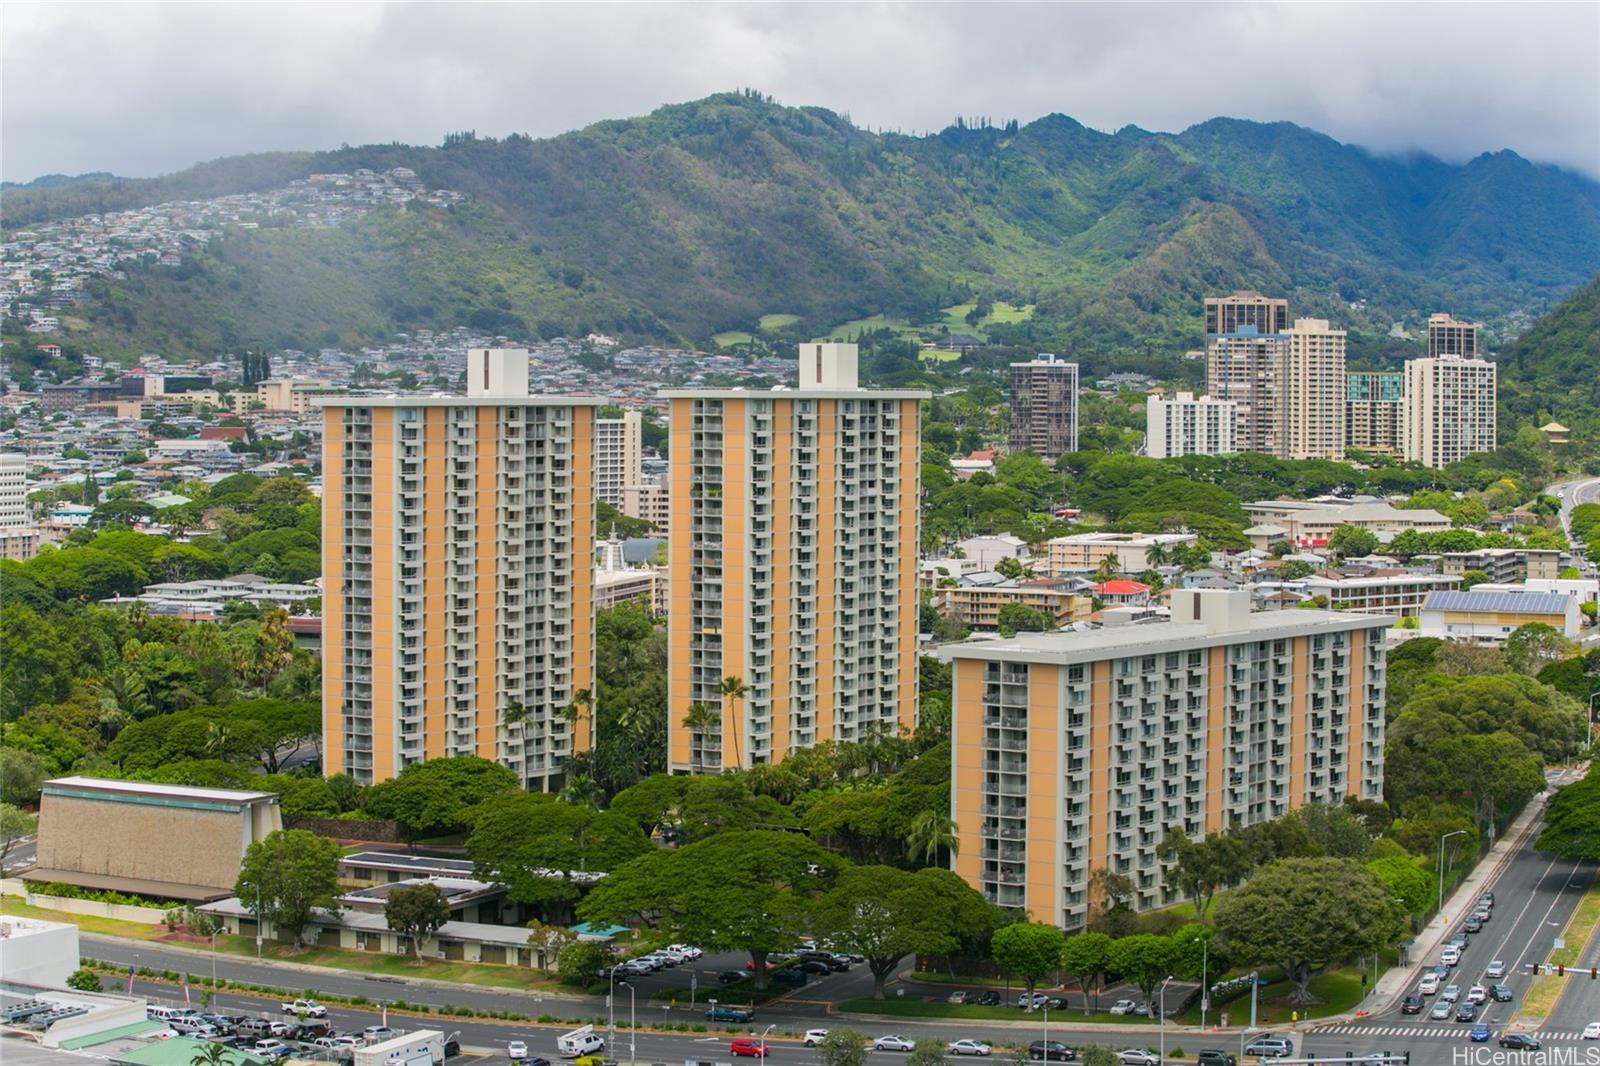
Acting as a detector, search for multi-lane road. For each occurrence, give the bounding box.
[86,810,1600,1066]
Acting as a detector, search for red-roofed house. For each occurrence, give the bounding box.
[1092,579,1151,605]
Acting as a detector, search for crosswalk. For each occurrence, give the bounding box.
[1318,1023,1594,1041]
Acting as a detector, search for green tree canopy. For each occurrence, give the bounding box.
[363,756,520,845]
[384,882,451,959]
[1536,767,1600,860]
[234,828,342,949]
[990,921,1065,1002]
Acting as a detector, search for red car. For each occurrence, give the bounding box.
[730,1040,769,1058]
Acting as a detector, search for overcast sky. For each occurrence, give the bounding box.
[4,2,1598,183]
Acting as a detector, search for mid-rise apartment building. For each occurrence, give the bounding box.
[1303,572,1460,617]
[248,378,348,415]
[1204,291,1289,337]
[1427,313,1481,360]
[937,579,1094,631]
[1439,548,1561,583]
[1402,355,1497,469]
[594,410,642,507]
[664,344,926,772]
[1145,392,1237,458]
[0,454,28,525]
[620,479,668,530]
[1280,319,1347,460]
[1206,327,1284,455]
[1008,355,1079,461]
[320,349,596,789]
[944,589,1390,928]
[1346,372,1402,454]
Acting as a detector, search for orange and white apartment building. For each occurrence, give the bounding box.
[319,349,596,789]
[942,588,1391,929]
[662,344,927,772]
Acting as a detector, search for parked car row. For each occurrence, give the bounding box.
[601,944,706,978]
[147,1009,428,1063]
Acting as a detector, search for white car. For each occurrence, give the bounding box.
[1419,973,1441,995]
[1441,984,1461,1003]
[508,1041,529,1060]
[1584,1022,1600,1040]
[947,1041,992,1057]
[874,1036,916,1052]
[666,943,703,960]
[1109,999,1139,1015]
[1429,1002,1452,1020]
[1116,1052,1161,1066]
[282,999,328,1018]
[804,1030,830,1047]
[1468,985,1488,1005]
[1485,961,1506,979]
[1017,993,1048,1010]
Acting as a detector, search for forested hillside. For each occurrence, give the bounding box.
[7,91,1599,359]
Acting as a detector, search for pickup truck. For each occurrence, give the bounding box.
[705,1006,753,1023]
[283,999,329,1018]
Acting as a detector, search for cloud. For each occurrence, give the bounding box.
[3,1,1597,181]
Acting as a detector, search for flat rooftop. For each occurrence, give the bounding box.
[315,394,602,409]
[43,777,277,806]
[658,387,928,400]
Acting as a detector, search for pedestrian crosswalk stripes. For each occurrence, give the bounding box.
[1317,1023,1592,1040]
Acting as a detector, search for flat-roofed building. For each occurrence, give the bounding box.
[27,777,282,902]
[937,579,1094,631]
[594,410,641,507]
[1145,392,1236,458]
[1280,318,1348,461]
[1303,572,1461,617]
[1402,355,1497,469]
[1419,589,1580,643]
[319,349,597,790]
[663,344,926,772]
[1204,291,1289,337]
[1347,372,1403,454]
[1206,327,1284,455]
[1045,532,1198,574]
[621,479,668,530]
[1008,355,1079,461]
[1242,501,1453,546]
[1427,312,1481,359]
[1439,548,1562,583]
[942,589,1391,928]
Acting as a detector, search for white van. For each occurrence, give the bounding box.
[1441,946,1461,967]
[1419,973,1441,995]
[557,1027,606,1058]
[147,1006,185,1022]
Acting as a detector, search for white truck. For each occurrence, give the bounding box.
[557,1026,606,1058]
[282,998,328,1018]
[355,1030,445,1066]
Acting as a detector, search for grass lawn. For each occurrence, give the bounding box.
[1518,875,1600,1023]
[757,313,800,332]
[4,895,562,994]
[712,331,754,347]
[814,314,911,342]
[985,301,1035,324]
[918,348,963,363]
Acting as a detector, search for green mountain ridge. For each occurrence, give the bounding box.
[6,92,1599,360]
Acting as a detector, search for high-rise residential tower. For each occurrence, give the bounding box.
[1427,313,1481,360]
[320,349,596,789]
[1279,318,1347,460]
[1205,327,1284,455]
[1346,372,1403,454]
[944,589,1390,928]
[0,454,28,525]
[1007,355,1079,461]
[664,344,927,772]
[1144,392,1237,459]
[1204,290,1289,338]
[1402,355,1498,469]
[594,410,641,508]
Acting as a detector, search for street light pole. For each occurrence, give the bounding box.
[1158,975,1173,1064]
[1200,936,1209,1029]
[1437,829,1468,920]
[628,983,636,1066]
[1041,1000,1048,1062]
[608,968,618,1054]
[759,1024,774,1061]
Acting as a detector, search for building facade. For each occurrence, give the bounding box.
[938,580,1094,631]
[1302,572,1461,617]
[621,479,669,530]
[1427,313,1481,360]
[943,590,1390,928]
[1346,372,1403,454]
[1007,355,1079,461]
[664,344,925,772]
[1402,355,1498,469]
[1204,291,1289,337]
[594,410,642,508]
[320,349,596,789]
[0,453,27,524]
[1045,532,1198,574]
[1206,328,1284,455]
[1419,589,1580,643]
[1280,318,1348,460]
[1145,392,1237,459]
[1439,548,1561,583]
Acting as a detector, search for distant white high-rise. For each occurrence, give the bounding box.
[1145,393,1237,458]
[1403,355,1498,469]
[595,410,641,508]
[1280,318,1348,461]
[0,454,28,525]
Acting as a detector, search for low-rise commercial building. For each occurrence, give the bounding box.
[1045,533,1197,574]
[1439,548,1561,583]
[1419,589,1581,643]
[1241,501,1452,546]
[1303,572,1461,617]
[937,579,1094,631]
[942,589,1390,928]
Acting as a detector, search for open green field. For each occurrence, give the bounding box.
[758,313,800,332]
[712,330,754,347]
[814,314,911,342]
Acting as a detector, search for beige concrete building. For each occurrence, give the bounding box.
[664,344,925,772]
[0,525,42,560]
[1440,548,1561,583]
[1008,355,1079,461]
[1280,318,1347,460]
[1242,500,1453,546]
[1145,392,1237,458]
[1347,372,1403,454]
[595,410,642,507]
[1204,291,1289,337]
[621,479,669,530]
[1303,572,1461,617]
[943,590,1391,927]
[0,452,27,525]
[938,580,1094,631]
[250,378,348,414]
[1402,355,1497,469]
[319,349,597,789]
[28,777,282,901]
[1206,328,1284,455]
[1427,312,1481,360]
[1045,532,1198,574]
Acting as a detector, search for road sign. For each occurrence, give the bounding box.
[690,975,698,992]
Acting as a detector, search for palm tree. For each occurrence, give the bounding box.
[719,675,750,770]
[560,689,594,730]
[1146,542,1169,568]
[907,810,960,867]
[190,1043,235,1066]
[560,772,602,809]
[681,702,716,771]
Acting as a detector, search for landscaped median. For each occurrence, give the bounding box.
[1515,875,1600,1025]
